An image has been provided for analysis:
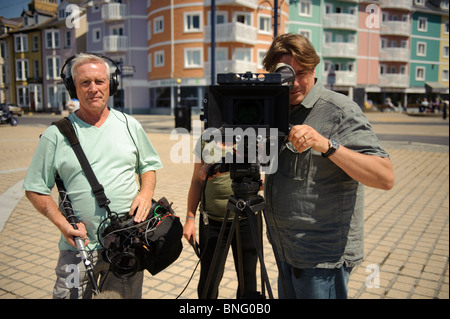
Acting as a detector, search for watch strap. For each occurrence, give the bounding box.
[322,139,339,158]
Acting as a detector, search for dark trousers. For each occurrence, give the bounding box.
[198,216,258,299]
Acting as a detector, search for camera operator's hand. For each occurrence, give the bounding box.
[288,124,329,154]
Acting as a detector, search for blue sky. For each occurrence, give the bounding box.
[0,0,32,19]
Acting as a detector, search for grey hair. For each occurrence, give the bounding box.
[70,53,111,83]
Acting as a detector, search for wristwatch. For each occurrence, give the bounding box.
[322,139,339,158]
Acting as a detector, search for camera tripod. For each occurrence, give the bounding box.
[201,178,285,299]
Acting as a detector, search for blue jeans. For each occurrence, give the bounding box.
[278,261,352,299]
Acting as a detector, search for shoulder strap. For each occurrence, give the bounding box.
[52,118,111,210]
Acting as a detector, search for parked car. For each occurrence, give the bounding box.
[0,103,23,116]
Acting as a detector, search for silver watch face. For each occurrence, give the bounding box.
[330,139,339,149]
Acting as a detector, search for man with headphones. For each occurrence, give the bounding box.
[24,53,163,299]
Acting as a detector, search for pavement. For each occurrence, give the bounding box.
[0,111,448,300]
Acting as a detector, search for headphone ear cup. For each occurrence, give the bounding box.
[109,71,119,96]
[64,76,78,100]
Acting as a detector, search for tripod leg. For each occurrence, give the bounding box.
[234,217,247,299]
[245,207,274,299]
[201,208,238,299]
[257,212,266,298]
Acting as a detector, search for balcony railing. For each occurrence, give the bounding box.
[323,13,358,30]
[103,35,128,52]
[324,70,357,86]
[322,42,357,58]
[380,20,411,36]
[380,0,412,11]
[102,3,127,21]
[204,0,257,9]
[379,47,410,62]
[205,60,258,77]
[204,23,257,45]
[378,73,409,88]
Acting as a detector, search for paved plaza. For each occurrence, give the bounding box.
[0,111,448,300]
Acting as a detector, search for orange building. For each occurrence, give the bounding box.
[147,0,289,114]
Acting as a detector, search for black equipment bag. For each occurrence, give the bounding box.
[135,198,183,275]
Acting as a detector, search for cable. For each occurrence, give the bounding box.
[175,258,201,299]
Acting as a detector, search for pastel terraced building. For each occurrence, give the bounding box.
[1,0,448,114]
[287,0,449,108]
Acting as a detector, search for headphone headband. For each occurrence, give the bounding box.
[60,52,121,99]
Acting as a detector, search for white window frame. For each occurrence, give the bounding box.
[418,17,427,32]
[257,49,267,69]
[65,31,71,48]
[46,56,60,80]
[184,12,202,33]
[45,30,60,49]
[209,47,228,62]
[298,29,312,41]
[29,84,42,110]
[110,25,124,36]
[442,69,449,82]
[154,16,164,34]
[299,0,312,17]
[234,48,252,62]
[93,28,101,43]
[14,34,28,52]
[258,14,272,35]
[154,50,164,67]
[47,85,58,108]
[415,66,425,81]
[17,86,29,106]
[15,59,29,81]
[207,10,228,25]
[32,35,39,51]
[417,42,426,57]
[443,45,449,58]
[184,47,203,68]
[234,12,252,25]
[33,60,39,78]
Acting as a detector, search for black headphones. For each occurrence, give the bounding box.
[60,52,121,99]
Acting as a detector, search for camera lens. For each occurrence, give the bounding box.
[233,99,264,125]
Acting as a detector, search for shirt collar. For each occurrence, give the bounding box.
[301,79,323,109]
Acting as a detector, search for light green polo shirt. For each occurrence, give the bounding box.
[23,109,162,251]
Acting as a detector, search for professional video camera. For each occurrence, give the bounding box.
[98,197,183,279]
[199,65,295,298]
[202,64,294,194]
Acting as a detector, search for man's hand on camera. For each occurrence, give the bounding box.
[288,124,329,154]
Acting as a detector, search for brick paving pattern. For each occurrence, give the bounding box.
[0,112,448,299]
